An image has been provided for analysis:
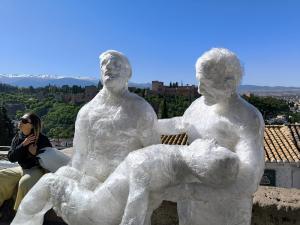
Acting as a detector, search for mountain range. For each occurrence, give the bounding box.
[1,74,300,94]
[0,74,151,89]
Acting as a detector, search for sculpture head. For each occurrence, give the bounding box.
[196,48,243,106]
[99,50,132,93]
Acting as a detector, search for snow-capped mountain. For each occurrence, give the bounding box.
[0,73,152,89]
[0,73,99,87]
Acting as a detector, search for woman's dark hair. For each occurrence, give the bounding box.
[24,112,42,144]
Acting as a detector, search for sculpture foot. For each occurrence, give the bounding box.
[11,202,52,225]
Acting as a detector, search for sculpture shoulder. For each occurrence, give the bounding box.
[76,92,102,118]
[76,102,90,118]
[237,97,264,135]
[125,92,157,117]
[183,97,204,116]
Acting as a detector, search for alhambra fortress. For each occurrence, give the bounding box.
[151,81,199,98]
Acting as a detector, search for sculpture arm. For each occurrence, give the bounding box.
[157,117,186,135]
[235,131,265,192]
[203,121,264,189]
[138,102,162,146]
[156,98,199,135]
[71,105,90,170]
[184,138,240,187]
[156,98,197,135]
[140,127,161,147]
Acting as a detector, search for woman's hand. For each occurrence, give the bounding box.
[28,144,38,155]
[22,134,36,146]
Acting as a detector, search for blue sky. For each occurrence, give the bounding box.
[0,0,299,86]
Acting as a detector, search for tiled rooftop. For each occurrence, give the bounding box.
[161,125,300,164]
[264,125,300,163]
[161,133,189,145]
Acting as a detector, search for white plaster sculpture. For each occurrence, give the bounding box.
[83,48,264,225]
[11,50,160,225]
[12,48,265,225]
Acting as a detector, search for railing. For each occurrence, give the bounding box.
[0,146,10,151]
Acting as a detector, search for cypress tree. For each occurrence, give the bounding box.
[0,104,15,146]
[158,99,168,119]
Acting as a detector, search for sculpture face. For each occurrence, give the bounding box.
[195,48,242,106]
[198,72,236,106]
[101,55,128,89]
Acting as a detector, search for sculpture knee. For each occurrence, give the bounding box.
[55,166,81,181]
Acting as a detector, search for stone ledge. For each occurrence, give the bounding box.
[1,186,299,225]
[151,186,300,225]
[253,186,300,210]
[251,186,300,225]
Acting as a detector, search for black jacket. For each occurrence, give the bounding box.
[8,132,52,169]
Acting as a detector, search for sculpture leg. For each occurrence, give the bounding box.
[143,195,164,225]
[55,165,82,181]
[11,173,56,225]
[120,162,152,225]
[120,186,149,225]
[178,196,253,225]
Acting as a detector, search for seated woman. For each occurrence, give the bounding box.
[0,112,52,211]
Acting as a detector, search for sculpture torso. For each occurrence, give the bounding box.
[183,97,240,151]
[180,96,264,193]
[73,90,159,181]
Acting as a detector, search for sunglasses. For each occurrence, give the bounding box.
[20,118,31,124]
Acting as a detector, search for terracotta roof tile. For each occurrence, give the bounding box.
[161,125,300,164]
[161,133,188,145]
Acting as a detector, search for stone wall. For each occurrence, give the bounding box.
[151,186,300,225]
[1,181,299,225]
[265,163,293,188]
[265,163,300,188]
[251,186,300,225]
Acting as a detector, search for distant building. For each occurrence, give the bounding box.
[263,125,300,188]
[152,81,199,98]
[84,85,98,101]
[62,85,98,104]
[267,115,288,125]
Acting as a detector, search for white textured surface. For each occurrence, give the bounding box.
[0,160,18,169]
[12,48,265,225]
[38,147,70,172]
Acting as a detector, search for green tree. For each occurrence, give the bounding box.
[158,99,168,119]
[0,104,15,145]
[243,94,290,120]
[43,103,81,138]
[289,112,300,123]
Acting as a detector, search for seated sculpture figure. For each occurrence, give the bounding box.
[12,48,265,225]
[159,48,265,225]
[11,50,160,225]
